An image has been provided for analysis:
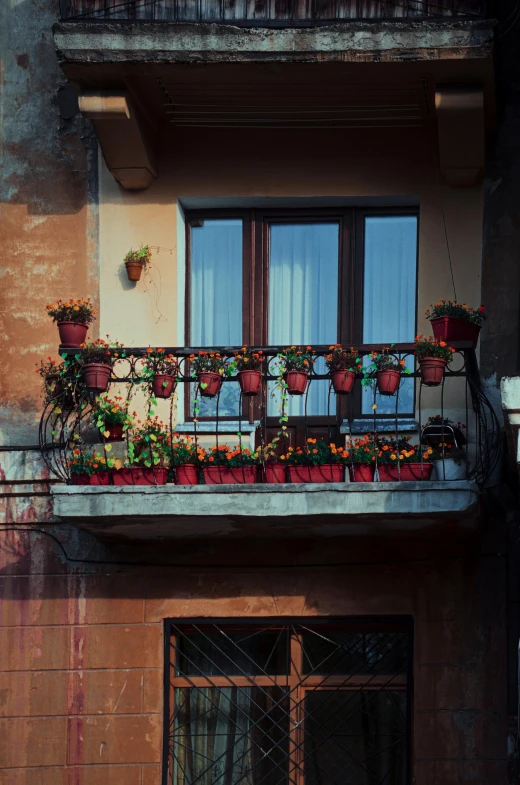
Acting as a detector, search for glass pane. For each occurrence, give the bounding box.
[190,219,243,417]
[175,630,290,677]
[302,631,408,675]
[305,690,407,785]
[268,223,339,417]
[172,687,290,785]
[362,216,417,415]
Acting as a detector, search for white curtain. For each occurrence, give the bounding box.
[362,216,418,415]
[268,223,339,416]
[191,219,243,416]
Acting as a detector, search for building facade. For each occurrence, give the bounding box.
[1,1,520,784]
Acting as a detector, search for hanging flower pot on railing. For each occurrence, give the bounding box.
[46,298,96,347]
[426,301,485,349]
[238,370,262,396]
[330,370,356,395]
[366,348,408,398]
[419,357,447,387]
[325,346,362,395]
[278,346,314,396]
[83,363,112,393]
[98,423,124,442]
[124,245,152,283]
[198,371,223,398]
[152,374,177,399]
[283,370,309,395]
[189,351,228,398]
[376,369,401,396]
[176,464,199,485]
[80,338,123,394]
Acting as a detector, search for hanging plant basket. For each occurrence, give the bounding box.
[264,464,287,484]
[238,370,262,397]
[176,465,199,485]
[83,362,111,393]
[331,370,356,395]
[57,321,88,348]
[288,465,344,483]
[203,466,257,485]
[125,261,144,282]
[376,369,400,396]
[349,464,376,482]
[431,316,480,348]
[419,357,447,387]
[152,374,177,399]
[283,370,309,395]
[198,371,223,398]
[98,423,124,442]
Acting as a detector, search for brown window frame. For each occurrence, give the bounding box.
[184,207,418,429]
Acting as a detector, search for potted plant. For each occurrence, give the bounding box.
[278,346,315,395]
[170,436,203,485]
[422,416,466,448]
[46,298,96,348]
[91,393,133,442]
[414,335,455,387]
[124,245,152,282]
[256,443,287,484]
[376,436,416,481]
[397,445,434,481]
[345,436,377,481]
[231,347,264,396]
[190,351,230,398]
[425,299,485,347]
[202,445,258,485]
[325,345,362,395]
[80,337,124,393]
[283,438,346,483]
[117,418,169,485]
[431,443,467,480]
[367,349,410,396]
[35,357,62,402]
[68,450,112,485]
[143,348,179,399]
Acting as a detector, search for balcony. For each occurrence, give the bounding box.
[45,342,498,541]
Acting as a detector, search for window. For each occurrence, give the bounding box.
[186,209,418,436]
[165,619,412,785]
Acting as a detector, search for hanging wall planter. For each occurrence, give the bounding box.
[124,245,152,283]
[431,317,480,348]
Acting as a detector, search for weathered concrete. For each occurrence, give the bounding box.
[51,481,480,540]
[53,19,495,64]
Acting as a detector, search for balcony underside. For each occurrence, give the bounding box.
[52,481,479,541]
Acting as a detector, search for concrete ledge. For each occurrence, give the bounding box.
[52,481,479,540]
[53,19,494,64]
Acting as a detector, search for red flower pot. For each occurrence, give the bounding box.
[376,369,401,396]
[431,316,480,348]
[331,370,356,395]
[89,472,111,486]
[349,464,376,482]
[176,465,199,485]
[152,374,177,399]
[83,362,111,393]
[238,370,262,397]
[57,321,88,348]
[70,473,90,485]
[98,423,124,442]
[283,370,309,395]
[125,260,143,282]
[203,466,257,485]
[198,372,223,398]
[112,467,168,486]
[265,464,287,484]
[288,465,345,483]
[419,357,447,387]
[377,465,399,482]
[399,463,434,481]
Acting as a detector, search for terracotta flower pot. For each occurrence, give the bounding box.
[98,423,124,442]
[431,316,480,348]
[238,370,262,397]
[57,321,88,348]
[265,464,287,484]
[70,473,90,485]
[89,472,111,486]
[83,362,112,393]
[288,465,345,483]
[348,464,376,482]
[399,463,434,481]
[125,260,143,282]
[283,370,309,395]
[198,371,223,398]
[433,459,466,481]
[331,370,356,395]
[176,464,199,485]
[376,369,401,396]
[112,467,168,486]
[152,374,177,399]
[419,357,447,387]
[377,465,399,482]
[203,466,257,485]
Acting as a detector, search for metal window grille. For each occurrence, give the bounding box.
[164,618,412,785]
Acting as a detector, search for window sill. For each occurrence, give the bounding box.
[341,419,419,434]
[175,421,260,434]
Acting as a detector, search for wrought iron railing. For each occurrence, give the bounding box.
[39,342,500,487]
[59,0,489,23]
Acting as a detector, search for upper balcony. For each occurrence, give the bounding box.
[46,342,499,542]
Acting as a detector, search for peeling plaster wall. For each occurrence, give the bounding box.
[0,0,99,446]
